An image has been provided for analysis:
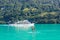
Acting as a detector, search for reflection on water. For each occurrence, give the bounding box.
[0,24,60,40]
[0,24,35,40]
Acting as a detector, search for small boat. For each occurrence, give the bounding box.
[9,20,34,28]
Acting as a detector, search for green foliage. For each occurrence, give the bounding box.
[23,8,30,13]
[31,8,38,12]
[0,0,60,24]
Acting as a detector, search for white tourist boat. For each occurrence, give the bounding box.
[9,20,34,28]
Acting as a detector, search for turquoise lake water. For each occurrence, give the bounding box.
[0,24,60,40]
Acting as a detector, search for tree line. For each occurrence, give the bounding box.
[0,0,60,24]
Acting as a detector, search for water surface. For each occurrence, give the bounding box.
[0,24,60,40]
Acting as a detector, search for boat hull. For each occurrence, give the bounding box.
[9,23,34,28]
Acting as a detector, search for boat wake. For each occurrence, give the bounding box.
[28,31,40,34]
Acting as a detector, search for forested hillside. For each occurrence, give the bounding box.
[0,0,60,24]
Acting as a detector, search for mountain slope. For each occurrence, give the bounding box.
[0,0,60,24]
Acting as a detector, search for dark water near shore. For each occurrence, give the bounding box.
[0,24,60,40]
